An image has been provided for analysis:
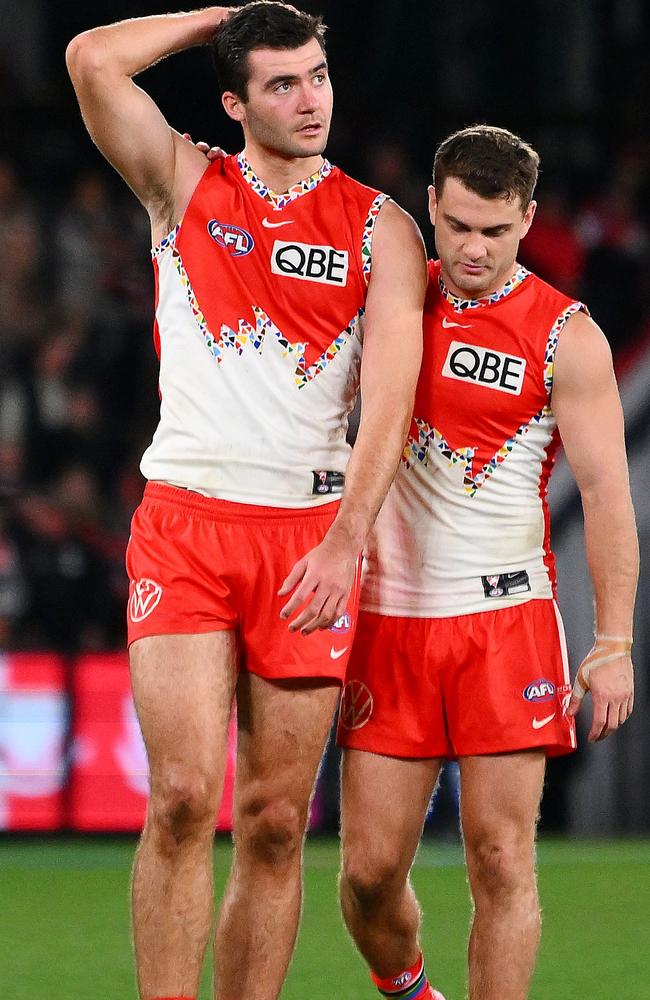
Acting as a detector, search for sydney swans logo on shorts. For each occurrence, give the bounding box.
[129,578,163,623]
[339,680,374,730]
[207,220,255,257]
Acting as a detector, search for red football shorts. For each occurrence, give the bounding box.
[337,599,576,758]
[126,482,361,681]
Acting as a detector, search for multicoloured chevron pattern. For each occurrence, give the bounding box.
[236,152,333,209]
[439,265,530,310]
[171,247,360,389]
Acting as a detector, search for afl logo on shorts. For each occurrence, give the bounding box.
[340,680,374,730]
[207,220,255,257]
[523,679,556,703]
[129,578,163,623]
[330,612,353,635]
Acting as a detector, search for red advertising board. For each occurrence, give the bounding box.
[69,653,236,831]
[0,652,67,830]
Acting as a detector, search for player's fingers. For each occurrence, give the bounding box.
[195,141,211,153]
[618,697,632,728]
[207,146,227,160]
[299,594,341,636]
[588,695,608,743]
[278,557,308,602]
[288,591,328,634]
[566,692,584,718]
[333,594,348,623]
[182,132,192,142]
[280,581,315,623]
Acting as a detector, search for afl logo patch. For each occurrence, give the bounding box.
[523,679,556,703]
[330,612,353,635]
[340,680,374,730]
[129,578,163,623]
[207,220,255,257]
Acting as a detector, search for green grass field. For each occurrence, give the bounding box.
[1,837,649,1000]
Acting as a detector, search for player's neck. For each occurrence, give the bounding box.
[441,260,521,301]
[241,143,325,195]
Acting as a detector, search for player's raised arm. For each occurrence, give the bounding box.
[551,311,639,741]
[65,8,233,236]
[279,202,427,633]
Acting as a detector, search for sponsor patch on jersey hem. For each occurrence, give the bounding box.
[312,471,345,495]
[481,570,531,599]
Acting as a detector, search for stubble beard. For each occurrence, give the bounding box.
[246,111,329,160]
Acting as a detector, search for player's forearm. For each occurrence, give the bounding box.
[582,488,639,637]
[66,7,230,82]
[328,391,414,553]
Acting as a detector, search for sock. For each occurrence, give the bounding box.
[371,952,432,999]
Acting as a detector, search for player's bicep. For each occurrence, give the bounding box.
[66,34,176,213]
[361,203,426,402]
[552,313,628,496]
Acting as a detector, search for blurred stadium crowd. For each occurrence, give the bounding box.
[1,0,649,656]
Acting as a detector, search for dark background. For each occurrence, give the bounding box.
[0,1,649,834]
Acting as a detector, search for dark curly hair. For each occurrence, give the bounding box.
[434,125,540,209]
[211,2,327,101]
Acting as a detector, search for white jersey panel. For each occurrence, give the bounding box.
[361,408,557,617]
[141,247,362,507]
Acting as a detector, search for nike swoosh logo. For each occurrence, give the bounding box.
[262,218,294,229]
[442,316,472,329]
[532,713,556,729]
[330,646,348,660]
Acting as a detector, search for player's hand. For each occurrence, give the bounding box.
[567,647,634,742]
[278,532,359,636]
[182,133,228,161]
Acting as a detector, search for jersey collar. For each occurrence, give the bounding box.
[439,265,531,311]
[236,152,333,210]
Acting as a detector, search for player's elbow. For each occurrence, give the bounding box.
[65,31,107,84]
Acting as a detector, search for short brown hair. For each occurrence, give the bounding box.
[433,125,540,209]
[211,1,327,102]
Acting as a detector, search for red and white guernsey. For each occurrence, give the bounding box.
[362,260,586,617]
[141,153,387,507]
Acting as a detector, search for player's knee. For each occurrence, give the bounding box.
[236,795,303,867]
[149,767,217,849]
[341,846,403,910]
[466,833,534,901]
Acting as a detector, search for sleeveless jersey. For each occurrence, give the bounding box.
[141,153,387,507]
[361,260,586,617]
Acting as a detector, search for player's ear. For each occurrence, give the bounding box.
[222,90,246,123]
[521,199,537,238]
[428,185,438,225]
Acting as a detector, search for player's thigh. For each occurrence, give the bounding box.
[341,749,443,884]
[130,631,238,783]
[234,671,341,824]
[459,752,546,877]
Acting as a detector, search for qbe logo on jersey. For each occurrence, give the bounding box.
[271,240,349,286]
[442,340,527,395]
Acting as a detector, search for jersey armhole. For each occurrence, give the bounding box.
[361,193,390,286]
[150,157,221,258]
[543,301,589,397]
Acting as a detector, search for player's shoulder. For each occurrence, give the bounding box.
[525,267,583,312]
